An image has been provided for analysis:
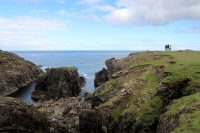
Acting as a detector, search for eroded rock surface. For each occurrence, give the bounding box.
[34,97,91,133]
[0,51,42,96]
[0,97,50,133]
[32,67,85,101]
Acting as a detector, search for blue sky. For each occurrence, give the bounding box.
[0,0,200,50]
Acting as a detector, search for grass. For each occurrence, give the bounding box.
[163,92,200,133]
[106,71,161,129]
[96,50,200,131]
[162,51,200,85]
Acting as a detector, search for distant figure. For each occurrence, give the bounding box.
[165,44,172,51]
[169,44,172,51]
[165,45,167,51]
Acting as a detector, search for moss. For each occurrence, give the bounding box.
[97,79,119,95]
[109,72,161,127]
[137,96,162,127]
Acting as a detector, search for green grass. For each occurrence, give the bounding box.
[96,50,200,132]
[109,72,161,128]
[163,92,200,133]
[162,51,200,85]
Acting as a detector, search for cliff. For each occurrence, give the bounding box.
[0,50,42,96]
[94,50,200,133]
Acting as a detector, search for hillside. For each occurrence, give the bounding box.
[94,50,200,133]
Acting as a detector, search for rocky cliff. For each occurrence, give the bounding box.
[1,50,200,133]
[0,51,42,96]
[94,50,200,133]
[32,67,85,101]
[0,97,50,132]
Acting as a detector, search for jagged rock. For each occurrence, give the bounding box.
[79,110,103,133]
[34,97,91,133]
[84,94,103,108]
[105,58,121,79]
[0,51,42,96]
[0,97,50,132]
[32,67,85,101]
[94,68,108,87]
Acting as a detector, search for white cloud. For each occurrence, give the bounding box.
[97,0,200,25]
[0,16,68,50]
[79,0,102,5]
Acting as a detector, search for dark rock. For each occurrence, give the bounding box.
[32,67,85,101]
[79,110,103,133]
[105,58,121,79]
[94,68,108,87]
[84,94,103,109]
[157,78,191,106]
[0,51,42,96]
[0,97,50,132]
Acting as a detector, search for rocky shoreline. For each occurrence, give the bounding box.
[0,50,42,96]
[0,50,200,133]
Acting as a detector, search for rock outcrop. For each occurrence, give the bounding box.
[0,51,42,96]
[34,97,91,132]
[0,97,50,132]
[94,68,108,87]
[32,67,85,101]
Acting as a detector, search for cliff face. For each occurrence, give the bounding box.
[94,50,200,133]
[32,67,85,101]
[0,51,42,96]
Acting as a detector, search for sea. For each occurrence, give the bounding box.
[12,51,134,104]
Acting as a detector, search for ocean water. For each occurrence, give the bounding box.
[12,51,134,104]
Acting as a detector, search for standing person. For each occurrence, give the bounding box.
[165,45,167,51]
[169,44,172,51]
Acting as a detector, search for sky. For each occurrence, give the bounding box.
[0,0,200,51]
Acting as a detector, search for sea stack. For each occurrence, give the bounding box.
[31,67,85,101]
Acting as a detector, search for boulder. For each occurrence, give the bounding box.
[32,67,85,101]
[0,97,50,132]
[0,51,42,96]
[94,68,108,87]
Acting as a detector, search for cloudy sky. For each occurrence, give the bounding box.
[0,0,200,50]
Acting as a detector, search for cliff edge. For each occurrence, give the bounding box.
[94,50,200,133]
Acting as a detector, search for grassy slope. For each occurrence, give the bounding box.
[96,50,200,132]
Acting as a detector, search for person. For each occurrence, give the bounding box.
[169,44,172,51]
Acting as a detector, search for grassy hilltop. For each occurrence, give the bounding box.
[95,50,200,133]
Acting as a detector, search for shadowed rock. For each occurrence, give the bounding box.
[94,68,108,87]
[79,110,103,133]
[0,97,50,132]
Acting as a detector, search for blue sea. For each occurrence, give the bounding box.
[12,51,134,104]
